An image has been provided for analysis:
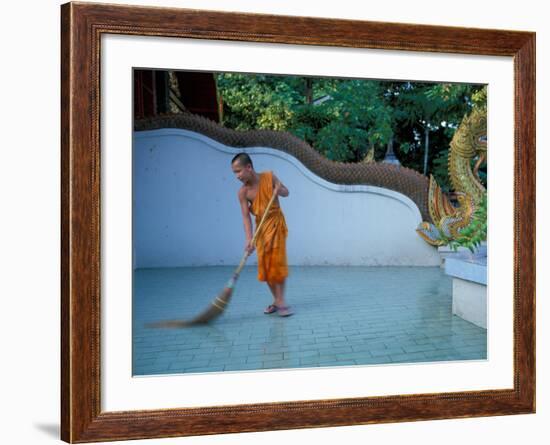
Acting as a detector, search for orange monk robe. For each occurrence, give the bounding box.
[250,171,289,283]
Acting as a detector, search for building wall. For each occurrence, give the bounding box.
[133,129,439,268]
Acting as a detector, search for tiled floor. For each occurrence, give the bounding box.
[133,266,487,376]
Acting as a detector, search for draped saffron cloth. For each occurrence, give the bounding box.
[250,171,289,283]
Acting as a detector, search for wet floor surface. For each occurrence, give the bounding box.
[133,266,487,376]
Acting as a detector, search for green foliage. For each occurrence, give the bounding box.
[216,73,300,130]
[295,80,393,161]
[471,86,488,108]
[446,194,488,253]
[431,149,451,192]
[290,103,334,150]
[214,72,487,185]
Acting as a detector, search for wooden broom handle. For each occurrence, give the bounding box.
[251,191,278,245]
[235,190,278,272]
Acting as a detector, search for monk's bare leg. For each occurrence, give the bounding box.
[276,280,292,315]
[270,280,292,315]
[266,282,282,304]
[263,282,279,313]
[267,282,278,305]
[273,281,286,308]
[265,281,291,315]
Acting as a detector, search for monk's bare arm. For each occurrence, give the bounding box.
[237,187,254,252]
[272,173,289,197]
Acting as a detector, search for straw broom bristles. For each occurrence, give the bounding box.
[146,190,278,329]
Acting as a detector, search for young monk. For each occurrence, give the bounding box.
[231,153,293,317]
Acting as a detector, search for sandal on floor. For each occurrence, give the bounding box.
[277,306,294,317]
[264,304,278,314]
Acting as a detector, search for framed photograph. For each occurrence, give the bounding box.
[61,1,535,442]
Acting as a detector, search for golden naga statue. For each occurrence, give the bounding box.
[416,107,487,246]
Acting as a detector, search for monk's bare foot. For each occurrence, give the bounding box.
[277,306,293,317]
[264,304,278,314]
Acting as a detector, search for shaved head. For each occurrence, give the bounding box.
[231,153,253,168]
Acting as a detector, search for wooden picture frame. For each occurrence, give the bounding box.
[61,1,535,442]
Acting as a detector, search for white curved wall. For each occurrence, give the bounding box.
[133,129,439,268]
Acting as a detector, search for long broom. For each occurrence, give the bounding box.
[146,189,278,329]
